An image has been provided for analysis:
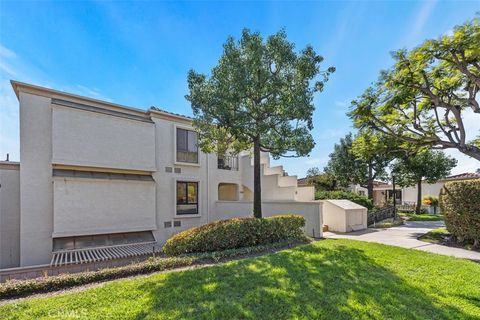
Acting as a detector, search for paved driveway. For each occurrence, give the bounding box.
[324,221,480,261]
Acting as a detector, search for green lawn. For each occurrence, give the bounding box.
[399,212,444,221]
[420,228,480,252]
[2,239,480,319]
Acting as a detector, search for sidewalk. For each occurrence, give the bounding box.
[324,221,480,261]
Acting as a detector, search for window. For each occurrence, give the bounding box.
[176,181,199,215]
[176,128,198,163]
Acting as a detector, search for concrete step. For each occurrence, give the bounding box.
[264,165,283,176]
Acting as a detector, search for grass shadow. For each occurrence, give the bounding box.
[132,243,473,319]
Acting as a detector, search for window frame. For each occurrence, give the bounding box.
[175,180,200,217]
[174,125,199,166]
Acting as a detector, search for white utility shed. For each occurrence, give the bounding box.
[322,200,368,233]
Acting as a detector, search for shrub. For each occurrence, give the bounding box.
[422,195,439,207]
[0,257,195,299]
[163,215,306,256]
[440,179,480,246]
[315,190,373,209]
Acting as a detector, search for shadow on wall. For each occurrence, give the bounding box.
[130,245,466,319]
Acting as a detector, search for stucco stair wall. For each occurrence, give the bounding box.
[240,153,307,201]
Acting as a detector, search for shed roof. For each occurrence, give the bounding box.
[325,199,367,210]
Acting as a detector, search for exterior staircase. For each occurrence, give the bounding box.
[240,152,314,202]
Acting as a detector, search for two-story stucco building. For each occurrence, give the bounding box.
[0,81,323,269]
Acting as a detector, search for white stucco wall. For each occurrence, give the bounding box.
[19,92,53,266]
[52,106,156,171]
[0,165,20,268]
[296,186,315,201]
[402,182,445,203]
[53,178,156,237]
[10,83,320,267]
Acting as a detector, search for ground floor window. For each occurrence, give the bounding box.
[176,181,199,215]
[53,231,155,251]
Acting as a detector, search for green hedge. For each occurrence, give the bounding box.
[163,215,306,256]
[315,190,373,209]
[0,257,195,300]
[440,179,480,246]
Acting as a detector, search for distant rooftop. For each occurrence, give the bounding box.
[445,172,480,180]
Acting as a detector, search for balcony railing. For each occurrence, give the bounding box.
[217,155,239,171]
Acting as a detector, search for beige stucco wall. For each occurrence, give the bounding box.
[52,106,156,171]
[214,200,323,238]
[19,92,53,266]
[53,178,156,237]
[9,83,318,267]
[323,200,367,233]
[402,182,444,203]
[0,165,20,268]
[296,186,315,202]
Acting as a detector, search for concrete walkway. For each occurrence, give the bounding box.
[324,221,480,261]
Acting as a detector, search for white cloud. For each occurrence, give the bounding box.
[72,84,112,102]
[444,108,480,174]
[305,158,322,165]
[401,0,438,47]
[0,45,16,59]
[445,149,479,175]
[0,61,17,77]
[317,128,347,140]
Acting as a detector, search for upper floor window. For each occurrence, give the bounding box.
[176,128,198,164]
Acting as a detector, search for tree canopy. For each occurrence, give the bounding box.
[324,131,398,199]
[186,29,334,217]
[324,133,367,189]
[305,167,337,191]
[349,18,480,161]
[391,149,457,213]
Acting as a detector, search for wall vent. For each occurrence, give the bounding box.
[173,221,181,227]
[174,168,181,174]
[164,221,172,228]
[165,167,173,173]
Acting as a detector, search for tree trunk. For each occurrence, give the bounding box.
[367,164,374,200]
[461,146,480,161]
[253,137,262,218]
[416,180,422,214]
[392,174,397,220]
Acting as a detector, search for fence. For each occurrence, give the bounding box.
[367,206,396,226]
[217,155,239,171]
[397,203,416,213]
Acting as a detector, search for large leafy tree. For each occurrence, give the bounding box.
[349,18,480,160]
[186,29,334,218]
[324,132,395,199]
[305,167,337,191]
[324,133,367,189]
[392,150,457,214]
[351,130,401,198]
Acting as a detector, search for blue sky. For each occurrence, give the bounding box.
[1,1,479,177]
